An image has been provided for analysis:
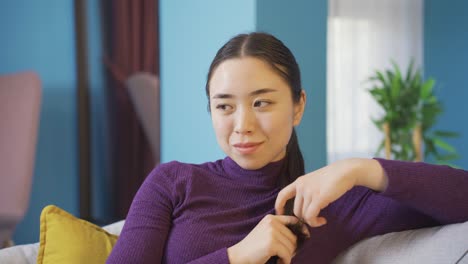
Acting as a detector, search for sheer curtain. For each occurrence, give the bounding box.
[327,0,423,163]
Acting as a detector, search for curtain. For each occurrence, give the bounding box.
[104,0,159,219]
[327,0,423,163]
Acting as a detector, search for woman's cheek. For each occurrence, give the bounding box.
[213,116,231,136]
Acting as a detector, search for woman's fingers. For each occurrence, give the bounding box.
[276,244,294,264]
[228,214,303,263]
[272,220,298,251]
[277,220,297,246]
[272,214,300,226]
[293,191,304,219]
[300,192,312,221]
[275,182,297,215]
[304,198,328,227]
[276,176,332,229]
[267,215,299,263]
[276,182,323,228]
[275,236,295,263]
[273,229,296,264]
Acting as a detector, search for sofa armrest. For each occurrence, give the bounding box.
[333,221,468,264]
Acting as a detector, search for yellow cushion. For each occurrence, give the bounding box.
[36,205,118,264]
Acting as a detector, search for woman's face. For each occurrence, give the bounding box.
[209,57,305,170]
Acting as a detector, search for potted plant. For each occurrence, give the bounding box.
[367,61,460,166]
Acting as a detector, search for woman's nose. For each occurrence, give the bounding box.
[234,108,255,134]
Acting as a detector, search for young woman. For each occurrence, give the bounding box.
[107,32,468,264]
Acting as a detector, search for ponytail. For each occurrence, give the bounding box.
[278,129,305,189]
[286,129,305,184]
[278,129,307,247]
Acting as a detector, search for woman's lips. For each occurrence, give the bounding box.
[233,142,263,154]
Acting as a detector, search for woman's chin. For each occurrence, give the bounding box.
[233,156,268,170]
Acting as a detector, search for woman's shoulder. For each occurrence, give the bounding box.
[154,160,191,171]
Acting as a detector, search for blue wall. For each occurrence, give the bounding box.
[0,1,78,243]
[424,0,468,168]
[160,0,256,163]
[257,0,328,171]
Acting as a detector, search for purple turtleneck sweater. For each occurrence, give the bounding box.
[106,157,468,263]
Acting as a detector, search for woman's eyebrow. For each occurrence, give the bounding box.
[212,93,233,99]
[212,88,277,99]
[249,88,277,96]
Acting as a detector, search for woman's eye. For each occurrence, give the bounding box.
[253,100,271,108]
[215,104,233,111]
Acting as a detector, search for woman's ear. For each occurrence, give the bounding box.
[293,90,306,126]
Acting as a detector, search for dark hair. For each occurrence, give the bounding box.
[205,32,306,246]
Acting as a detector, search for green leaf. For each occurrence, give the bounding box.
[410,70,422,92]
[405,59,415,82]
[391,74,401,99]
[433,138,457,153]
[375,71,389,88]
[433,130,460,138]
[420,78,435,99]
[369,87,384,98]
[424,138,438,157]
[434,161,462,169]
[391,60,402,82]
[427,96,438,104]
[437,153,460,161]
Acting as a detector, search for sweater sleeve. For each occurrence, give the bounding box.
[376,158,468,223]
[106,165,174,264]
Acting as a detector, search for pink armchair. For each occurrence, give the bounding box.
[0,71,41,248]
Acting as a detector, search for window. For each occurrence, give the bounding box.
[327,0,423,163]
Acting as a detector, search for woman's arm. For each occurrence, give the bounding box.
[276,158,468,227]
[106,166,174,263]
[375,158,468,223]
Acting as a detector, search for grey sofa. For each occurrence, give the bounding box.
[1,220,467,263]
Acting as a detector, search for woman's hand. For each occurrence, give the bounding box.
[227,214,308,264]
[275,158,387,228]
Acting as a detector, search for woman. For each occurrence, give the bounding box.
[107,32,468,264]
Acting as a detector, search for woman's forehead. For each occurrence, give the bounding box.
[209,57,290,96]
